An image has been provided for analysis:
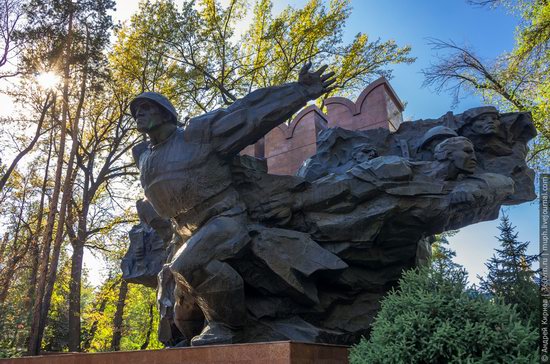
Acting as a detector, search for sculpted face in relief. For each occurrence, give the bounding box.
[469,112,501,135]
[434,136,478,175]
[352,145,378,163]
[135,100,170,132]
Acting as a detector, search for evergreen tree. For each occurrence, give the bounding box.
[351,266,539,363]
[351,227,539,363]
[430,231,464,276]
[479,214,539,325]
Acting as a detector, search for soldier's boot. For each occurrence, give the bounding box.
[190,263,246,346]
[173,320,204,346]
[173,276,205,345]
[190,289,246,346]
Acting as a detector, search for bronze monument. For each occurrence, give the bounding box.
[122,65,536,346]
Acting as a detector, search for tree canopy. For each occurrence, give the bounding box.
[423,0,550,168]
[110,0,414,118]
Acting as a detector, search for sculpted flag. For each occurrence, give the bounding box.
[122,65,536,346]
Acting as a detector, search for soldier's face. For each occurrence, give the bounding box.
[470,113,500,135]
[135,101,166,132]
[353,147,378,163]
[449,141,477,174]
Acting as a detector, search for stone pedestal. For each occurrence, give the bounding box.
[0,342,349,364]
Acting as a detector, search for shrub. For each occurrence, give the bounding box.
[350,267,538,364]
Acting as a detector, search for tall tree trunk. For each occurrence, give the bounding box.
[111,279,128,352]
[67,228,85,352]
[0,183,29,305]
[27,8,73,355]
[24,132,53,352]
[140,304,155,350]
[26,241,40,312]
[40,148,77,350]
[26,131,53,318]
[66,32,91,352]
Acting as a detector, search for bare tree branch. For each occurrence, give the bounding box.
[422,38,526,110]
[0,0,23,80]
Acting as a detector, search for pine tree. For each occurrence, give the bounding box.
[351,227,539,363]
[430,232,464,276]
[18,0,119,353]
[479,214,539,325]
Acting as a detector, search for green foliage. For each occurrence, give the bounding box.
[110,0,414,118]
[17,0,115,76]
[350,266,539,364]
[512,1,550,144]
[42,260,72,352]
[0,273,32,358]
[431,231,463,275]
[120,284,162,351]
[80,277,119,352]
[479,214,539,326]
[80,278,161,352]
[110,0,180,101]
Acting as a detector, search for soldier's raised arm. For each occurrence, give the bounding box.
[211,63,336,157]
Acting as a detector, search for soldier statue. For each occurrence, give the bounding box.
[130,63,336,346]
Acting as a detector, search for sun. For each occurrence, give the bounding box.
[36,71,61,89]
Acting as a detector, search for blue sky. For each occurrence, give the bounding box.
[337,0,538,283]
[109,0,540,285]
[343,0,519,119]
[276,0,538,283]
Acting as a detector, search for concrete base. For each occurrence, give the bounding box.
[0,341,349,364]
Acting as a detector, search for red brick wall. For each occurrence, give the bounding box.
[242,77,403,175]
[264,105,328,175]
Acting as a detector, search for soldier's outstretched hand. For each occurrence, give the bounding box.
[298,62,336,99]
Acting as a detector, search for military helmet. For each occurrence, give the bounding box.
[418,126,458,150]
[130,92,178,124]
[463,106,498,124]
